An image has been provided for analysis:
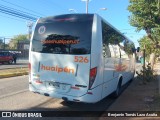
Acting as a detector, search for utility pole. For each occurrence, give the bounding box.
[81,0,89,14]
[158,0,160,13]
[86,0,89,14]
[142,45,146,82]
[143,45,146,68]
[27,21,33,40]
[3,38,5,50]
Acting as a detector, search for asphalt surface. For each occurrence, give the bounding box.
[0,75,116,120]
[0,59,28,78]
[1,62,159,120]
[0,59,28,70]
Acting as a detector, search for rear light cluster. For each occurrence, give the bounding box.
[29,63,31,81]
[71,86,80,90]
[89,67,97,89]
[29,63,43,84]
[35,80,43,84]
[28,63,31,73]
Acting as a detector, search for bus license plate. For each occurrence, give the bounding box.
[49,82,60,89]
[47,82,71,92]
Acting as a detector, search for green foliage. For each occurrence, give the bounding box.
[8,34,28,49]
[128,0,160,44]
[0,39,3,49]
[128,0,159,30]
[138,36,160,60]
[136,64,157,84]
[102,22,125,45]
[12,34,28,42]
[124,41,135,55]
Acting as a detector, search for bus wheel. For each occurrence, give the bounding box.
[113,80,122,98]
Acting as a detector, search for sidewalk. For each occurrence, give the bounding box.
[99,62,160,119]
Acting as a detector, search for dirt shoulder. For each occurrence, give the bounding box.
[107,75,158,111]
[99,62,160,119]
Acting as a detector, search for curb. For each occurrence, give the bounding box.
[0,72,28,79]
[0,71,28,79]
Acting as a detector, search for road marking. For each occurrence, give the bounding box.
[0,89,28,99]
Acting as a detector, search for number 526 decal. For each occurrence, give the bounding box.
[74,56,89,63]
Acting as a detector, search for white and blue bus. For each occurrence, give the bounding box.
[29,14,136,103]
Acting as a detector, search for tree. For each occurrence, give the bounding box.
[128,0,160,68]
[0,39,3,49]
[138,36,160,60]
[8,34,28,49]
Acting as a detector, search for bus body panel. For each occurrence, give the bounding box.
[99,16,135,99]
[29,82,103,103]
[29,14,136,103]
[30,52,90,97]
[89,14,104,89]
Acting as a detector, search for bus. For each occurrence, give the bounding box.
[29,14,136,103]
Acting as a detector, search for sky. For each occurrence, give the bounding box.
[0,0,146,47]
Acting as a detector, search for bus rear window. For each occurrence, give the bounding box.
[31,14,93,54]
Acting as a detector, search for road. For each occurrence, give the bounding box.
[0,60,28,69]
[0,75,117,117]
[1,63,157,120]
[0,63,141,118]
[0,63,141,119]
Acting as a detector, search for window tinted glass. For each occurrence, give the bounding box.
[32,14,93,54]
[0,52,3,56]
[101,21,135,58]
[0,52,11,56]
[124,40,135,56]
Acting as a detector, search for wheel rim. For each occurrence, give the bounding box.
[9,60,12,64]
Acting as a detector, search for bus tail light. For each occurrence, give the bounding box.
[89,67,97,89]
[28,63,31,81]
[71,86,80,90]
[87,92,93,95]
[35,80,43,84]
[28,63,31,72]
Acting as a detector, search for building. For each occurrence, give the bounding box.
[17,40,30,59]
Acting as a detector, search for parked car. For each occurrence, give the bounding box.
[0,51,14,64]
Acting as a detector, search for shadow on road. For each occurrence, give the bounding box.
[16,79,134,117]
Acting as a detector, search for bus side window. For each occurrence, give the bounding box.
[112,44,120,58]
[124,41,135,56]
[101,21,111,58]
[103,44,111,58]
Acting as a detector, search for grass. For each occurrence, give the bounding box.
[0,67,29,78]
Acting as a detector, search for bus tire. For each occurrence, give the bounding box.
[113,79,122,98]
[129,72,135,83]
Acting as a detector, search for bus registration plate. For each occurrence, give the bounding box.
[47,82,71,92]
[49,82,60,89]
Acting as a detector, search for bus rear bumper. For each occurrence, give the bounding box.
[29,84,102,103]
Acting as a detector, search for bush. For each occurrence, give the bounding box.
[136,64,157,84]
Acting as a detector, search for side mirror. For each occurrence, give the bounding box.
[137,47,140,52]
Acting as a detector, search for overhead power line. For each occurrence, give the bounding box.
[0,4,37,21]
[0,4,38,18]
[0,13,26,22]
[120,28,135,31]
[0,0,44,17]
